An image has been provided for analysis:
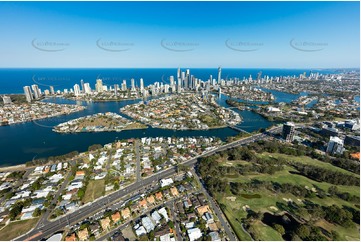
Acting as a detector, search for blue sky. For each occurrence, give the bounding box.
[0,1,359,68]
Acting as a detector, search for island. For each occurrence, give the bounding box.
[120,93,242,130]
[0,101,85,126]
[52,112,147,133]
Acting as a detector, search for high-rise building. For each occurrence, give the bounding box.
[282,122,295,142]
[122,80,127,91]
[74,84,81,96]
[326,136,344,155]
[31,84,41,99]
[177,68,181,80]
[114,84,119,95]
[80,79,85,93]
[169,76,174,86]
[140,78,144,92]
[50,86,55,95]
[217,66,222,84]
[23,86,33,103]
[2,95,12,104]
[131,78,135,91]
[84,83,91,94]
[95,79,103,93]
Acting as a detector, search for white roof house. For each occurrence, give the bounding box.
[151,211,162,224]
[158,207,169,221]
[187,228,203,241]
[135,225,147,236]
[160,178,173,187]
[141,216,155,233]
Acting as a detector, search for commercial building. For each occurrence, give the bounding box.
[23,86,33,103]
[326,136,344,155]
[282,122,295,142]
[344,135,360,147]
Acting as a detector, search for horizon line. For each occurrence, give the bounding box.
[0,67,359,70]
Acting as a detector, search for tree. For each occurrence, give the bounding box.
[32,208,42,217]
[296,225,311,239]
[272,224,285,235]
[168,220,174,229]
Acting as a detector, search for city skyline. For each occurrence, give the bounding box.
[0,1,359,68]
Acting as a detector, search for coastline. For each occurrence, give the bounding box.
[0,164,26,172]
[53,125,148,133]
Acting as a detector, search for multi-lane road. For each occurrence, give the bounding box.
[16,126,282,241]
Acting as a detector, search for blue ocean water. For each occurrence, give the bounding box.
[0,68,341,94]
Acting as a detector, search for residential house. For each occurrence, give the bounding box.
[187,228,203,241]
[89,223,101,235]
[209,231,221,241]
[145,195,155,204]
[208,222,219,232]
[155,191,163,201]
[100,217,111,231]
[111,212,121,224]
[196,205,211,216]
[158,207,169,221]
[65,233,77,241]
[77,229,89,241]
[121,207,131,220]
[170,187,179,197]
[139,199,148,209]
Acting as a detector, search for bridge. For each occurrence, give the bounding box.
[228,125,250,134]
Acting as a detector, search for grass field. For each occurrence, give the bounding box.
[214,152,360,241]
[249,220,284,241]
[260,152,359,177]
[0,218,39,241]
[83,179,105,204]
[315,219,360,241]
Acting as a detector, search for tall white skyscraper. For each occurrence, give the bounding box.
[80,79,85,93]
[217,66,222,84]
[74,84,81,96]
[122,80,127,91]
[31,84,41,99]
[114,84,119,95]
[84,83,91,94]
[23,86,33,103]
[140,78,144,92]
[131,78,135,91]
[177,68,181,80]
[50,86,55,95]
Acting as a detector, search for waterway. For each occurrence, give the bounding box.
[0,94,272,166]
[0,68,339,166]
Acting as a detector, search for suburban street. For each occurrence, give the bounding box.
[16,126,282,241]
[191,169,238,241]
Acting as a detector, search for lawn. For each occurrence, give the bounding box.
[82,179,105,204]
[315,219,360,241]
[249,220,284,241]
[214,152,360,241]
[217,196,252,241]
[0,218,39,241]
[260,152,359,178]
[227,165,359,199]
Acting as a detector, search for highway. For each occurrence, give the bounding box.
[15,126,281,241]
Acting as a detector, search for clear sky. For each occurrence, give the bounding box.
[0,1,359,68]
